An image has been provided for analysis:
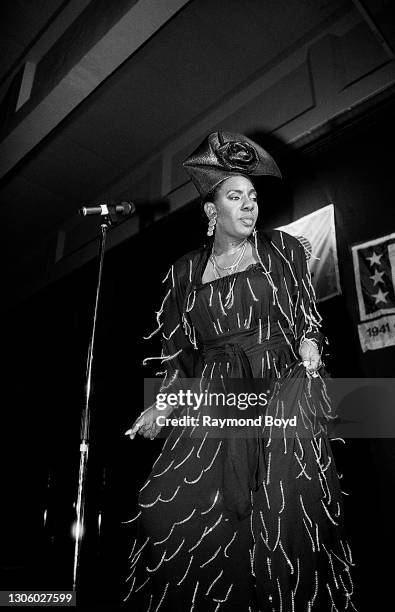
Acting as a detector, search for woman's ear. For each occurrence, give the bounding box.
[204,201,216,219]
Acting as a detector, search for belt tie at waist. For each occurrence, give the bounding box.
[203,341,254,378]
[202,327,293,377]
[200,330,295,521]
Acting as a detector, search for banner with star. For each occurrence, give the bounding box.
[276,203,341,303]
[351,231,395,352]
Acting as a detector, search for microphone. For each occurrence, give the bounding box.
[79,201,136,217]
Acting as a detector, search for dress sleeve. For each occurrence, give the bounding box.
[290,234,326,354]
[143,261,202,393]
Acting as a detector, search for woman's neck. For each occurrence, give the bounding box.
[213,233,248,256]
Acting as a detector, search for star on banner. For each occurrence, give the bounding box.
[371,288,389,305]
[369,269,385,286]
[352,231,395,326]
[366,251,383,266]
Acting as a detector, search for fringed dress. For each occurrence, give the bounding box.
[123,229,358,611]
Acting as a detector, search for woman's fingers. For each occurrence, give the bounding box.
[124,408,163,441]
[145,421,162,440]
[303,355,322,376]
[146,420,161,439]
[300,341,322,371]
[309,354,321,369]
[124,415,145,439]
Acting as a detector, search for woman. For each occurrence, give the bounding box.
[124,132,358,611]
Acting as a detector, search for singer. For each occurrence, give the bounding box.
[124,132,358,610]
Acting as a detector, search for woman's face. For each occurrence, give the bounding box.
[205,175,258,239]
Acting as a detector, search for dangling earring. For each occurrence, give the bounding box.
[207,212,217,236]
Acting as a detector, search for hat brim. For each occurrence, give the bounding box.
[183,131,281,197]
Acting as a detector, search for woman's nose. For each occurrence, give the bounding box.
[242,196,254,209]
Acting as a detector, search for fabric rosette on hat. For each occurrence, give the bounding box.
[182,131,282,197]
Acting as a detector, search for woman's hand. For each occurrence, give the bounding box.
[124,403,174,440]
[299,339,322,377]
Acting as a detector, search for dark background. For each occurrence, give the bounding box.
[1,96,395,609]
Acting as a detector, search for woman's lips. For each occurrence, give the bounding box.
[240,217,254,226]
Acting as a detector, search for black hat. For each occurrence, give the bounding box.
[182,131,281,197]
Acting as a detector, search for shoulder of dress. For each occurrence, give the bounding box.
[256,228,302,253]
[174,247,203,267]
[168,247,206,280]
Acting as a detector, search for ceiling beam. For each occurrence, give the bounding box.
[351,0,394,59]
[0,0,191,180]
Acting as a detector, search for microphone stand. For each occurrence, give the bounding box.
[72,208,119,591]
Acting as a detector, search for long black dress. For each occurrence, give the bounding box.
[123,229,358,611]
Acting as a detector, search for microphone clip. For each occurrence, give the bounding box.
[101,204,124,225]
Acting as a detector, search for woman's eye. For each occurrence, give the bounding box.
[227,193,257,202]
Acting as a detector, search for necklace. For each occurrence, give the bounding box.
[212,239,247,270]
[212,239,247,259]
[210,241,247,276]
